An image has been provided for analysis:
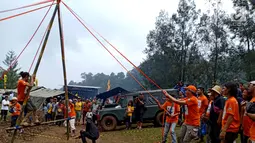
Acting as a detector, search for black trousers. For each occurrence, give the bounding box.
[80,131,97,143]
[209,123,221,143]
[222,132,238,143]
[56,115,64,126]
[1,110,8,121]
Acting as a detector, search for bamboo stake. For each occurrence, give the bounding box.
[10,5,58,143]
[56,0,70,140]
[6,118,73,131]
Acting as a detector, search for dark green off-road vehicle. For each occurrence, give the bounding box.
[98,89,178,131]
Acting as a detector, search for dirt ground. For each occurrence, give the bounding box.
[0,120,162,143]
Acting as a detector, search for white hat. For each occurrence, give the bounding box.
[250,81,255,84]
[11,97,17,101]
[69,99,72,102]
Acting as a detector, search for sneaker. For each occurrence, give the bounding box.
[19,129,24,133]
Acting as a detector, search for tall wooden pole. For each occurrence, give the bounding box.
[56,0,70,140]
[10,5,58,143]
[33,5,58,76]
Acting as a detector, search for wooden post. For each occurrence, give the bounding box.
[56,0,70,140]
[10,5,58,143]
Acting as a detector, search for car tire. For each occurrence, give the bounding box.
[155,111,164,126]
[101,115,117,131]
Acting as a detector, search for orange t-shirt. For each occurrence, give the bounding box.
[206,101,213,117]
[222,97,240,133]
[17,79,29,102]
[198,95,209,116]
[184,96,200,126]
[83,102,91,112]
[68,103,76,118]
[12,103,21,116]
[243,112,253,136]
[162,101,180,123]
[249,97,255,141]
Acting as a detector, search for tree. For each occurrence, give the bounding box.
[1,50,20,89]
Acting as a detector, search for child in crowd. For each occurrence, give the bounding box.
[9,97,21,127]
[125,100,134,129]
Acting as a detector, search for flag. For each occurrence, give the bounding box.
[3,74,7,89]
[107,80,111,91]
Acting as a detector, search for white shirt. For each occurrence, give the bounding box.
[1,99,9,110]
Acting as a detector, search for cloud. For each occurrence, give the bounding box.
[0,0,233,89]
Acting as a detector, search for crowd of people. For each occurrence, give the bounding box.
[156,81,255,143]
[1,71,255,143]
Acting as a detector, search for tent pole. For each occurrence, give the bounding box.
[56,0,69,140]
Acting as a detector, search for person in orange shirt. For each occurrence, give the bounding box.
[64,99,76,137]
[9,97,21,127]
[197,87,208,142]
[82,99,92,125]
[163,85,200,143]
[246,81,255,143]
[220,82,240,143]
[17,72,33,105]
[240,88,253,143]
[17,71,38,126]
[156,96,180,143]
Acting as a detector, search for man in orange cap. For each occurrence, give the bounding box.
[163,85,200,143]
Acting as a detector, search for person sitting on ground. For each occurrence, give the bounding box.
[156,95,180,143]
[17,71,39,126]
[76,112,99,143]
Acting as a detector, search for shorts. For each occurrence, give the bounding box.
[76,111,81,119]
[135,112,143,122]
[26,98,37,111]
[64,118,76,131]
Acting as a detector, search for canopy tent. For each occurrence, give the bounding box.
[1,86,76,109]
[29,87,77,109]
[96,87,131,100]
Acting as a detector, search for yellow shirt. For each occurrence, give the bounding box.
[127,106,134,116]
[75,101,82,111]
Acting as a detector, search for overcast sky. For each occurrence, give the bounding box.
[0,0,233,89]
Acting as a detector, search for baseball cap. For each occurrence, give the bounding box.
[184,85,197,94]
